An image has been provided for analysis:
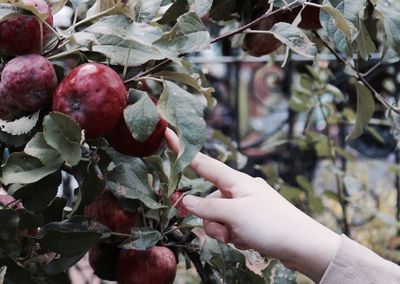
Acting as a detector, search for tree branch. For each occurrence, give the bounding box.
[124,0,305,85]
[313,31,400,115]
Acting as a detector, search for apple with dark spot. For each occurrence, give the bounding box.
[52,63,127,139]
[1,54,57,113]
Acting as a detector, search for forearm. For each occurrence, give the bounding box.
[267,206,341,282]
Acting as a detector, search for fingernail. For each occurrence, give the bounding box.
[182,195,201,210]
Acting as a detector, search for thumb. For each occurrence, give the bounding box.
[182,195,231,223]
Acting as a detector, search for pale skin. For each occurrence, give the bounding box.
[165,128,341,282]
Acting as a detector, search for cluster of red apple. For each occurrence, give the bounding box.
[244,0,322,56]
[84,190,181,284]
[0,0,167,157]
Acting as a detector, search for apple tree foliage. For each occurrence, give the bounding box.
[0,0,400,283]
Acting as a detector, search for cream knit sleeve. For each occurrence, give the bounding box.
[320,235,400,284]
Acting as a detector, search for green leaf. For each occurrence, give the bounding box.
[154,12,211,58]
[37,219,101,257]
[154,70,215,108]
[107,163,165,210]
[124,91,160,143]
[1,153,59,185]
[77,15,166,66]
[120,227,162,250]
[343,0,367,28]
[24,133,63,168]
[309,194,324,214]
[295,175,313,193]
[134,0,162,22]
[11,171,62,212]
[347,82,375,140]
[376,3,400,53]
[269,22,317,58]
[0,209,19,240]
[356,20,376,60]
[280,186,303,201]
[43,112,82,166]
[321,2,356,40]
[107,160,152,194]
[320,1,354,55]
[158,80,206,195]
[315,138,330,157]
[201,238,265,283]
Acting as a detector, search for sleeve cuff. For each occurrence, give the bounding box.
[320,234,400,284]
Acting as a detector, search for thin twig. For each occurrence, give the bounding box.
[360,60,382,77]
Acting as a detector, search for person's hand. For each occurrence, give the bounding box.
[165,128,341,282]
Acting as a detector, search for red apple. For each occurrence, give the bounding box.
[106,117,167,157]
[0,0,54,56]
[52,63,128,138]
[84,190,138,234]
[1,54,57,112]
[116,246,177,284]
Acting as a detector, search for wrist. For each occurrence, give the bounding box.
[280,213,341,282]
